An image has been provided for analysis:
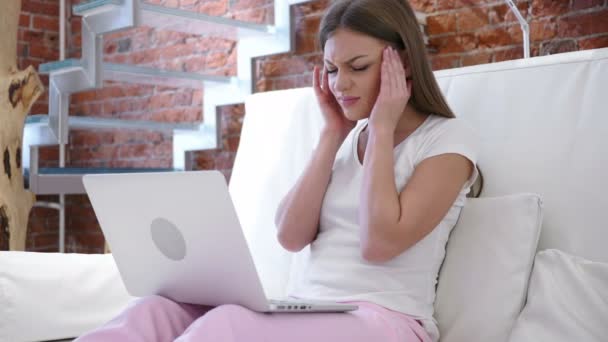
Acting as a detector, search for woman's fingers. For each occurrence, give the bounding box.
[322,66,330,94]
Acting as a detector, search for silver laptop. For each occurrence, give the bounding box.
[83,170,357,313]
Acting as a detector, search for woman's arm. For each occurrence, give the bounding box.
[275,129,344,252]
[359,125,473,262]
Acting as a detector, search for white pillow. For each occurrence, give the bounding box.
[434,193,543,342]
[230,87,324,299]
[0,251,133,342]
[508,249,608,342]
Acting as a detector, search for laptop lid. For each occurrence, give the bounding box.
[83,170,269,311]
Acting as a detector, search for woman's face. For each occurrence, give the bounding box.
[323,28,389,121]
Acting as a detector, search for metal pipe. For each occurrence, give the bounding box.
[505,0,530,59]
[59,143,66,253]
[59,0,68,252]
[60,0,66,60]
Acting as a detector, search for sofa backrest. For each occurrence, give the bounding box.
[229,47,608,299]
[433,47,608,263]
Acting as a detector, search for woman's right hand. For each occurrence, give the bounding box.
[313,65,357,142]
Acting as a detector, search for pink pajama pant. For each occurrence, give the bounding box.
[75,295,431,342]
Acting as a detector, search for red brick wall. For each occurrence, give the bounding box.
[18,0,63,251]
[21,0,607,253]
[416,0,608,69]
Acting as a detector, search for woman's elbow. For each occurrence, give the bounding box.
[360,239,397,263]
[277,230,306,253]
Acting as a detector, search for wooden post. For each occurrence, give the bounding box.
[0,0,44,251]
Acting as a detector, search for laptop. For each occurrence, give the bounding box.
[83,170,357,313]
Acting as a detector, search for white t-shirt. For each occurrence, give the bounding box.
[288,114,480,342]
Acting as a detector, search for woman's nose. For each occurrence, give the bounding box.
[333,70,351,92]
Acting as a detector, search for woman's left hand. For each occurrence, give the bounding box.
[369,46,412,131]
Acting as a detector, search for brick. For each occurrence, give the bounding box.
[571,0,603,10]
[295,74,313,88]
[71,17,81,34]
[32,233,60,248]
[39,146,59,162]
[20,30,44,44]
[130,49,163,65]
[578,34,608,49]
[436,0,497,12]
[71,102,103,116]
[489,2,530,25]
[160,43,196,60]
[462,52,492,66]
[193,150,217,170]
[153,143,172,157]
[255,77,272,92]
[118,144,149,159]
[494,47,525,62]
[72,90,99,103]
[192,89,203,106]
[90,145,119,160]
[179,0,199,8]
[292,0,330,17]
[427,14,457,35]
[232,8,268,24]
[557,9,608,37]
[230,0,272,11]
[112,131,165,144]
[294,33,319,54]
[20,14,31,28]
[123,84,155,97]
[531,0,570,18]
[215,151,235,169]
[430,55,461,70]
[272,77,297,90]
[148,93,174,110]
[409,0,435,12]
[539,39,577,55]
[66,233,105,250]
[99,86,127,100]
[261,57,309,77]
[70,131,114,147]
[478,27,516,48]
[21,0,59,16]
[182,55,205,72]
[32,15,59,32]
[296,15,321,37]
[222,136,241,152]
[152,30,188,47]
[457,8,489,32]
[429,34,477,53]
[184,107,202,121]
[529,18,558,41]
[172,91,193,106]
[197,0,228,16]
[206,51,229,69]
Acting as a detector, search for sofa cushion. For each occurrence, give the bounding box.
[508,249,608,342]
[434,193,543,342]
[0,251,133,342]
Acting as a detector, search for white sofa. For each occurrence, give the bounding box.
[1,47,607,342]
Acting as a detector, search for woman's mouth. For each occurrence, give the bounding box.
[339,97,360,107]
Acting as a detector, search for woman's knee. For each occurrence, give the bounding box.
[127,295,182,315]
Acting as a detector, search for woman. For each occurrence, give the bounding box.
[77,0,479,341]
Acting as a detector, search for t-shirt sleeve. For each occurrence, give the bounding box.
[416,118,480,191]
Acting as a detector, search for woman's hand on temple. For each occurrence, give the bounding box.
[313,65,357,141]
[369,46,412,132]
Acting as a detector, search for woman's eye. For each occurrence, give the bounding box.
[326,66,368,74]
[353,66,368,72]
[326,68,337,74]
